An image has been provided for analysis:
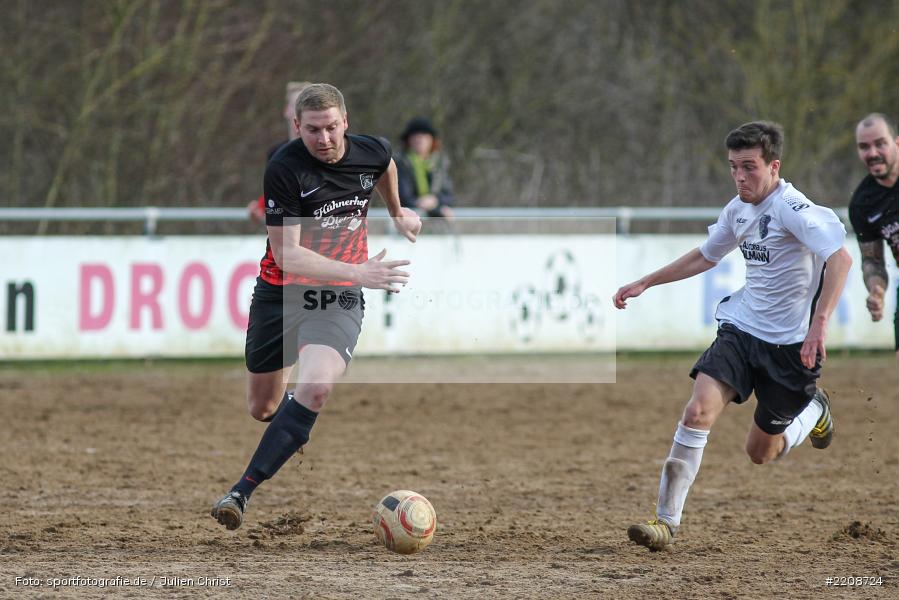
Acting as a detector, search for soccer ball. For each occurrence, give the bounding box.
[372,490,437,554]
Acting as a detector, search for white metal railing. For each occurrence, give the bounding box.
[0,206,851,235]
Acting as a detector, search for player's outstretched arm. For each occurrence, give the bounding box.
[613,248,716,309]
[376,159,421,243]
[859,240,887,322]
[269,224,410,292]
[800,247,853,368]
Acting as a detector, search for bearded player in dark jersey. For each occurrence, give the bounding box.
[849,113,899,361]
[211,83,421,530]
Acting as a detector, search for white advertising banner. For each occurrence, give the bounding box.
[614,236,896,350]
[0,235,616,360]
[0,235,892,360]
[1,237,262,359]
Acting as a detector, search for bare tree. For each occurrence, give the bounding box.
[2,0,897,235]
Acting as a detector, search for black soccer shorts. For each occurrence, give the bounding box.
[245,278,364,373]
[689,322,821,435]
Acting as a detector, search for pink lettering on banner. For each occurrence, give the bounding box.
[79,264,115,331]
[130,264,164,330]
[228,263,257,330]
[178,263,213,330]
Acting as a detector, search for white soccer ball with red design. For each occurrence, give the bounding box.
[372,490,437,554]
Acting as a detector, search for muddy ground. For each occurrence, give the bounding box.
[1,354,897,598]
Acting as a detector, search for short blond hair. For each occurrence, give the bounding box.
[295,83,346,118]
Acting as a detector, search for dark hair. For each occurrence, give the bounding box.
[725,121,784,164]
[401,117,438,141]
[859,113,897,138]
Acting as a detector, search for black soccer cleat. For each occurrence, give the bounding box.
[210,490,248,530]
[809,389,833,450]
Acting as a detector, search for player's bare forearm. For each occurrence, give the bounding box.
[810,247,853,325]
[375,159,403,218]
[269,225,409,291]
[267,224,358,281]
[377,159,421,243]
[800,247,852,367]
[642,248,717,288]
[276,244,410,291]
[276,243,360,281]
[859,240,888,293]
[614,248,716,309]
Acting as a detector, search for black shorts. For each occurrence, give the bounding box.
[689,322,821,435]
[245,278,364,374]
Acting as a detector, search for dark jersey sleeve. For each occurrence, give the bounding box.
[373,136,393,173]
[263,160,301,226]
[848,186,879,242]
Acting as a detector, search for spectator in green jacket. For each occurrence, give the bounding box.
[395,117,455,221]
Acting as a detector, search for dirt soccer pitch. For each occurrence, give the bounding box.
[1,353,897,599]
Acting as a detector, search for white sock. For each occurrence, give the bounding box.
[779,398,823,457]
[656,423,709,528]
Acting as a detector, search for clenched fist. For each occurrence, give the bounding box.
[866,284,885,322]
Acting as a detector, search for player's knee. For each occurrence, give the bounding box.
[747,451,773,465]
[248,403,276,422]
[296,382,332,411]
[246,392,280,421]
[746,449,765,465]
[682,402,714,429]
[745,441,776,465]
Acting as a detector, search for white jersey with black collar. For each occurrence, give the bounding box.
[699,179,846,345]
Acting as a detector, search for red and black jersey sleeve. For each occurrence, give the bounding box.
[263,160,302,227]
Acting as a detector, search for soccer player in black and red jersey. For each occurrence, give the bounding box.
[211,83,421,530]
[849,113,899,362]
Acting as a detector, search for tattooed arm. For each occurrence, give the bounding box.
[859,239,888,322]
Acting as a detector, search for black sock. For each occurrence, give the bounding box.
[231,398,317,499]
[260,390,294,423]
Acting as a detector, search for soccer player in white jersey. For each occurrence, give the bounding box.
[613,121,852,551]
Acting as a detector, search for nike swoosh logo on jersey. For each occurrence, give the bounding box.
[301,185,323,198]
[867,212,883,223]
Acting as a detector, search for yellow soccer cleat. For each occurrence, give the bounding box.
[809,389,833,450]
[627,518,677,551]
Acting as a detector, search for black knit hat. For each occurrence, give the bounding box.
[401,117,438,141]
